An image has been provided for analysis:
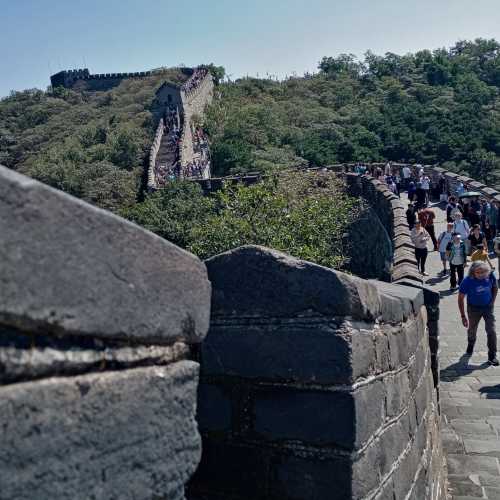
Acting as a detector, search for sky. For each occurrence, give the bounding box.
[1,0,500,97]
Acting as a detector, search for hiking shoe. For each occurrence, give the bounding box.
[422,272,429,276]
[488,357,499,366]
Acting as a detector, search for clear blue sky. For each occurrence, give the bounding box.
[1,0,500,97]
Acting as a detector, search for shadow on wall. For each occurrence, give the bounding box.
[344,206,392,281]
[187,245,447,500]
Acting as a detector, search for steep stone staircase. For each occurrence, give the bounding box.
[155,129,179,184]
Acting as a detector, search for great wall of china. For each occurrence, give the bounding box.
[6,68,500,499]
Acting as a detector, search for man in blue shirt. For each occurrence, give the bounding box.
[458,261,499,365]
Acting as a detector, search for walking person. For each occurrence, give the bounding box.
[484,221,495,254]
[418,206,438,251]
[415,182,427,209]
[453,212,470,241]
[408,181,416,202]
[402,165,411,190]
[488,200,499,238]
[437,223,454,275]
[458,261,499,365]
[406,203,416,230]
[446,196,463,223]
[447,233,467,289]
[421,174,431,204]
[468,224,487,253]
[411,221,430,276]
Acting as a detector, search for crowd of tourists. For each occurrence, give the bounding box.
[154,107,211,184]
[182,67,208,94]
[369,162,500,366]
[154,107,182,186]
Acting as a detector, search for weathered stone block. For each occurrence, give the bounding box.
[201,320,352,385]
[0,165,210,345]
[206,245,382,321]
[0,362,200,500]
[253,387,355,448]
[196,383,232,433]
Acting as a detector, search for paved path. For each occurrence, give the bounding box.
[410,197,500,499]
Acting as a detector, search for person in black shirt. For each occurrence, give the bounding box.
[468,224,487,252]
[415,182,427,210]
[406,203,416,230]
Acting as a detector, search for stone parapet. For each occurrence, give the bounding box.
[188,245,446,500]
[0,165,211,499]
[147,118,165,191]
[345,172,420,285]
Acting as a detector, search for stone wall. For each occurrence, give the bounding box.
[51,68,154,90]
[345,172,421,283]
[188,245,446,500]
[147,118,165,191]
[344,170,441,390]
[180,74,214,168]
[0,165,211,500]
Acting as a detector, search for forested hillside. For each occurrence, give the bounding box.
[2,39,500,264]
[206,39,500,185]
[0,68,187,211]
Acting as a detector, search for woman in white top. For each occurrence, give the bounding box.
[421,175,431,203]
[411,221,430,276]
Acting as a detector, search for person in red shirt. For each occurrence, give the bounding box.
[418,207,438,251]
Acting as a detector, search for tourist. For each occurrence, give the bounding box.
[458,261,498,365]
[421,174,431,204]
[494,235,500,270]
[481,199,490,228]
[446,196,463,223]
[447,232,467,289]
[437,223,454,274]
[453,212,470,242]
[406,203,416,230]
[468,224,487,253]
[408,181,416,202]
[394,173,401,197]
[484,221,495,253]
[402,165,411,189]
[456,181,465,197]
[438,174,447,201]
[415,182,427,209]
[411,221,430,276]
[384,162,392,176]
[488,200,499,238]
[418,206,438,251]
[470,244,495,269]
[469,197,481,226]
[388,178,398,195]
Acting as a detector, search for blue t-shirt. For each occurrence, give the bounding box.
[459,274,497,307]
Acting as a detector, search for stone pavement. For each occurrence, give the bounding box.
[411,198,500,499]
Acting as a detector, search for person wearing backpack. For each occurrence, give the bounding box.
[453,212,470,243]
[438,223,454,275]
[446,232,467,289]
[458,261,499,365]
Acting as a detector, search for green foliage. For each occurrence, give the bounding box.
[200,63,226,84]
[122,181,215,249]
[0,68,188,212]
[122,172,358,268]
[189,171,359,268]
[204,39,500,185]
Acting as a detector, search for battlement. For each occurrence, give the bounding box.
[50,68,162,89]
